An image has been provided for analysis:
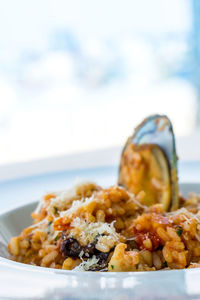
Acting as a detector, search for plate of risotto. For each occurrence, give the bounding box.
[1,115,200,299]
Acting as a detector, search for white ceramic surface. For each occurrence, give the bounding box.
[1,183,200,300]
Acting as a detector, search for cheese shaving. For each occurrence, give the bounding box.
[60,195,95,217]
[73,255,99,271]
[71,217,119,244]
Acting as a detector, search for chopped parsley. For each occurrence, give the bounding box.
[111,265,114,270]
[47,221,53,234]
[55,234,61,241]
[163,261,168,268]
[176,227,183,236]
[53,206,58,215]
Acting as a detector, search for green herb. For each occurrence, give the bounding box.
[176,227,183,236]
[111,265,114,270]
[47,221,53,234]
[54,207,58,215]
[55,234,61,241]
[163,261,168,268]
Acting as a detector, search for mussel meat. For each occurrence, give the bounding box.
[118,115,179,211]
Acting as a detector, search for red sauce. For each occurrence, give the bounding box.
[132,213,170,251]
[134,231,162,251]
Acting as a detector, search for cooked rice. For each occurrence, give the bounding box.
[8,182,200,272]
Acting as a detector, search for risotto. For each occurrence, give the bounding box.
[8,115,200,271]
[8,182,200,272]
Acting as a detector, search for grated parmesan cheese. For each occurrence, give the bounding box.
[70,217,120,245]
[73,255,99,271]
[60,195,95,217]
[48,188,77,214]
[28,218,48,230]
[48,181,98,214]
[127,191,148,210]
[167,207,199,223]
[33,198,44,214]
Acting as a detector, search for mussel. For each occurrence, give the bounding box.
[118,115,179,211]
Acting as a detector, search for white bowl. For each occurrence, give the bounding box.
[1,183,200,300]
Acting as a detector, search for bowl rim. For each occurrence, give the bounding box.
[0,249,198,277]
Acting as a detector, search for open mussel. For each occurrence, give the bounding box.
[118,115,179,211]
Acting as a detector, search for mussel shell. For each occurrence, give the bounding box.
[118,115,179,211]
[132,115,176,169]
[118,143,171,210]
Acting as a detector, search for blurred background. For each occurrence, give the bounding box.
[0,0,200,167]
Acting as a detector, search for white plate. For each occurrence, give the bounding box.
[1,183,200,300]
